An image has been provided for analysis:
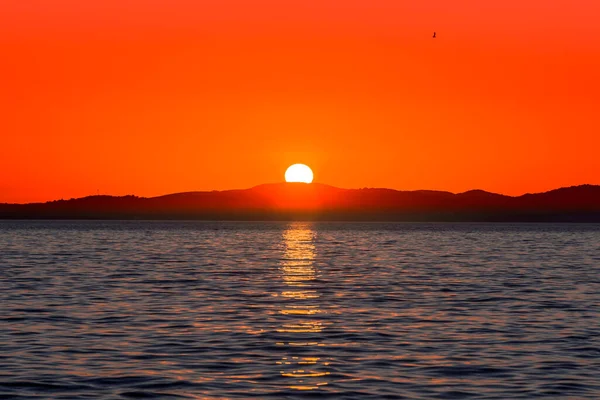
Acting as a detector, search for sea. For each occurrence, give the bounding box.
[1,221,599,399]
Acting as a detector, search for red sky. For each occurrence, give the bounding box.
[1,0,599,203]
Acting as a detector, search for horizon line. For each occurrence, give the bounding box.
[3,182,599,205]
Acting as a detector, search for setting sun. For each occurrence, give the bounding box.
[285,164,314,184]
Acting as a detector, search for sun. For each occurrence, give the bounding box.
[285,164,314,183]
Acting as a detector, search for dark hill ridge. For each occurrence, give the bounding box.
[1,183,600,221]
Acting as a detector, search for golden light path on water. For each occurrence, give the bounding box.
[277,223,330,391]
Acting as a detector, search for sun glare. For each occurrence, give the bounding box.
[285,164,314,184]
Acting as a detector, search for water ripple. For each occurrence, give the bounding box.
[1,221,599,398]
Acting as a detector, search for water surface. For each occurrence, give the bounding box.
[1,221,599,399]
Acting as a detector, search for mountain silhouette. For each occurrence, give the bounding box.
[1,183,600,221]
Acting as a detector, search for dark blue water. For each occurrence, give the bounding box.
[1,221,599,399]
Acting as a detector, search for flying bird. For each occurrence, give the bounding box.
[433,32,436,38]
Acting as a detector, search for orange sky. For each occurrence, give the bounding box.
[1,0,599,203]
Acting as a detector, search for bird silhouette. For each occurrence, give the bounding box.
[433,32,436,38]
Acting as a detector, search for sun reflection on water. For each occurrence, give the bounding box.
[277,223,330,390]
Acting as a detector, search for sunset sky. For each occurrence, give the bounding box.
[1,0,599,203]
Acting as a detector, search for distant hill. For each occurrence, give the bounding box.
[1,183,600,221]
